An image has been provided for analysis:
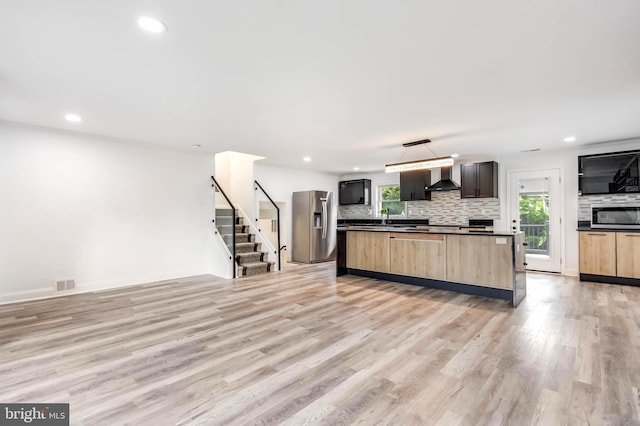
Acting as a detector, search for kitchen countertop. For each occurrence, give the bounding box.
[577,227,640,233]
[338,225,518,237]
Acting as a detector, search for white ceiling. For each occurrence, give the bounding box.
[1,1,639,174]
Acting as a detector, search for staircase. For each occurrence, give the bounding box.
[216,209,275,277]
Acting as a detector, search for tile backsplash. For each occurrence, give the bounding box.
[577,194,640,221]
[338,204,372,218]
[338,190,500,225]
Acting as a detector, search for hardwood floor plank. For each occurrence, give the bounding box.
[1,264,640,425]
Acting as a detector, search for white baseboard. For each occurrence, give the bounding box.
[0,271,217,305]
[0,287,55,305]
[563,268,579,277]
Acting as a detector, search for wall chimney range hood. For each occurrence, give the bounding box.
[427,166,460,191]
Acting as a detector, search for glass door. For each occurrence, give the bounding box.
[509,169,562,273]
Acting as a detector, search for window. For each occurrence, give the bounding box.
[379,185,405,216]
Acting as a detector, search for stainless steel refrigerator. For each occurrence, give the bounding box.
[292,190,337,263]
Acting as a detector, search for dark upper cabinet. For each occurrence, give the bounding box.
[578,150,640,195]
[399,170,431,201]
[460,161,498,198]
[339,179,371,205]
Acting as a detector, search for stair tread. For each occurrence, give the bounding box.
[242,261,275,267]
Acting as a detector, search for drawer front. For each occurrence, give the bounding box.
[389,235,446,280]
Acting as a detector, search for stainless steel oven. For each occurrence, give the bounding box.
[591,204,640,229]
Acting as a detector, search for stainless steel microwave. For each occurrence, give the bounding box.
[591,204,640,229]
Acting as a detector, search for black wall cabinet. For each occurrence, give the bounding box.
[578,150,640,195]
[339,179,371,205]
[400,170,431,201]
[460,161,498,198]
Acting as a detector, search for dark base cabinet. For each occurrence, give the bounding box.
[336,230,347,276]
[460,161,498,198]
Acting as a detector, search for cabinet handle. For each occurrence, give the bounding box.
[391,238,443,243]
[587,233,607,236]
[623,234,640,237]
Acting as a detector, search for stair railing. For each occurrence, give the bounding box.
[211,176,237,278]
[254,180,283,271]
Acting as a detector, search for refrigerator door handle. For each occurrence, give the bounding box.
[321,197,328,239]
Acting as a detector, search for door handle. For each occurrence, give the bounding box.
[321,199,328,239]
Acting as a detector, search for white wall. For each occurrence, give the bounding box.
[214,151,264,222]
[0,122,227,303]
[497,138,640,276]
[254,163,339,260]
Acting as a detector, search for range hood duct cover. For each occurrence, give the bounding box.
[427,166,460,191]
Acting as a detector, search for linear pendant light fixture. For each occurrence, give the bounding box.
[385,156,454,173]
[385,139,454,173]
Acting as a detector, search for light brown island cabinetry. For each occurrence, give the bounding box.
[341,229,526,306]
[446,234,513,289]
[579,231,617,276]
[388,233,446,280]
[346,231,389,272]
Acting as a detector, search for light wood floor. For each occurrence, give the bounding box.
[1,264,639,425]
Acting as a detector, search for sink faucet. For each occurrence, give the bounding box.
[381,208,389,225]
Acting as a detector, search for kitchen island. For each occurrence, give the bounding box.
[337,226,527,307]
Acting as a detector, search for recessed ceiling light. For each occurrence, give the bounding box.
[353,167,360,171]
[303,156,311,162]
[564,136,576,143]
[191,144,201,149]
[138,16,167,33]
[451,153,459,158]
[65,113,82,123]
